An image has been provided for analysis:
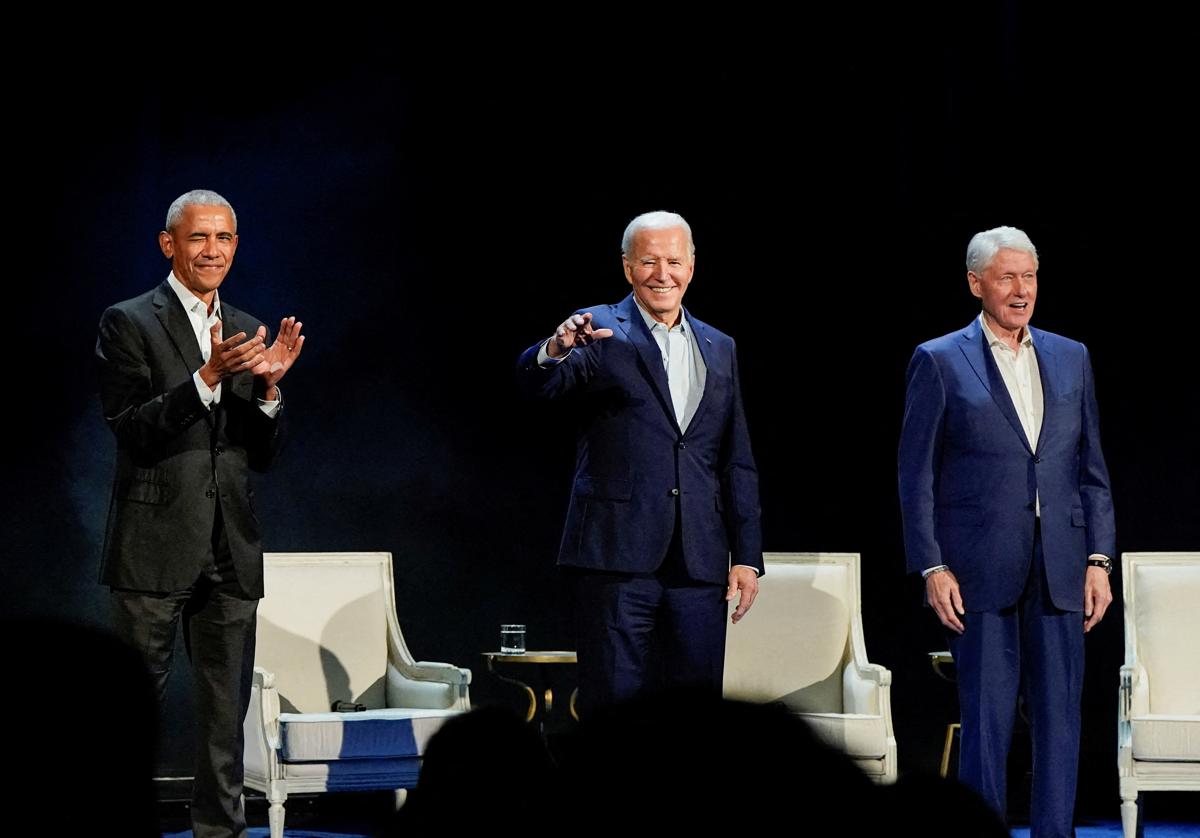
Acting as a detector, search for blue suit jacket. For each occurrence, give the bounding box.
[518,295,763,586]
[898,319,1115,612]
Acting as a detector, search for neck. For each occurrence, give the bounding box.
[982,312,1026,351]
[634,296,681,327]
[171,271,218,312]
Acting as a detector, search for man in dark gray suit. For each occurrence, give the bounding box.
[97,189,304,838]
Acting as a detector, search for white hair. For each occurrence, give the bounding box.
[966,225,1038,274]
[621,211,695,258]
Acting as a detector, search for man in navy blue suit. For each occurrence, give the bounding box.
[898,226,1116,836]
[518,211,763,717]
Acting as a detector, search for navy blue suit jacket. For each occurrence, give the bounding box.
[898,319,1115,613]
[518,295,763,586]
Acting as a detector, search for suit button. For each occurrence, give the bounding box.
[678,442,688,450]
[1033,456,1041,464]
[205,489,216,499]
[215,446,224,456]
[670,488,680,496]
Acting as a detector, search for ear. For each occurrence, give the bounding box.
[622,255,634,286]
[966,271,983,300]
[158,230,173,260]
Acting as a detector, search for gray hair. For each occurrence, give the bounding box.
[966,226,1038,274]
[164,189,238,232]
[621,211,695,258]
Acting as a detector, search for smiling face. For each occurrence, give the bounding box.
[622,225,694,326]
[968,247,1037,338]
[158,203,238,305]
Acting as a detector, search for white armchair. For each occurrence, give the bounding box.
[243,552,471,838]
[723,552,897,782]
[1119,552,1200,837]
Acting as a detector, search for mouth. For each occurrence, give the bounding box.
[1009,302,1028,310]
[647,286,676,295]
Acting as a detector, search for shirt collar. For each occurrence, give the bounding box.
[633,294,688,334]
[979,312,1031,350]
[167,271,221,321]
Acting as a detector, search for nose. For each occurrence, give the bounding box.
[200,235,220,259]
[650,261,668,281]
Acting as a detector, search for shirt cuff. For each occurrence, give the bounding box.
[537,339,571,367]
[257,387,282,418]
[921,564,949,579]
[732,564,760,577]
[193,370,221,408]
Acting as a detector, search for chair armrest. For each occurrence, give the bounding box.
[1118,665,1135,776]
[253,666,276,691]
[252,666,282,749]
[843,662,892,715]
[411,660,473,686]
[386,660,472,710]
[1120,663,1149,719]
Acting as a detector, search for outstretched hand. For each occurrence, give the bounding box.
[546,312,613,358]
[252,316,305,399]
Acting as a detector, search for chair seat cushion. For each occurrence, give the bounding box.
[279,708,458,761]
[278,757,423,791]
[796,712,888,759]
[1130,715,1200,761]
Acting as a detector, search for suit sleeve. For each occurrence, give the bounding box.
[1078,345,1116,557]
[96,305,208,455]
[219,327,285,474]
[719,342,763,574]
[515,332,604,401]
[898,346,946,575]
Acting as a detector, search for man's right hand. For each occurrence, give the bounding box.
[926,568,966,634]
[198,321,266,388]
[546,312,614,358]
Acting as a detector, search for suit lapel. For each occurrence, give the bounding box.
[220,302,255,401]
[958,319,1033,454]
[1029,327,1055,456]
[683,309,714,434]
[152,281,205,371]
[616,295,681,434]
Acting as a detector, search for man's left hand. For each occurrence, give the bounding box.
[1083,566,1113,633]
[727,566,759,624]
[253,316,305,400]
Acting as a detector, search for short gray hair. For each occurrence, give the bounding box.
[621,211,695,258]
[165,189,238,232]
[966,226,1038,274]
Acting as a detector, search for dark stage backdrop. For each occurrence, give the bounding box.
[8,20,1198,820]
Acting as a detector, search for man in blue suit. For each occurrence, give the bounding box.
[898,226,1116,836]
[518,211,763,716]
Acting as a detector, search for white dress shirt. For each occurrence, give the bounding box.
[166,272,280,417]
[631,299,706,432]
[980,314,1043,515]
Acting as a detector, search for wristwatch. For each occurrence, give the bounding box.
[1087,556,1113,575]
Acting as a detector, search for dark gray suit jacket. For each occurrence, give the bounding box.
[96,280,283,597]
